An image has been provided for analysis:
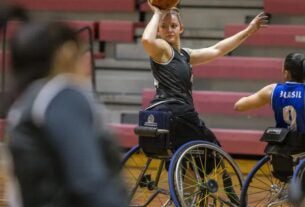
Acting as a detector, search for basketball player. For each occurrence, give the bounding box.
[142,1,269,148]
[235,53,305,132]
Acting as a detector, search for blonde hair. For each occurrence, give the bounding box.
[161,7,182,25]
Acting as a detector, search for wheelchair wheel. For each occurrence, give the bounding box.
[240,155,293,207]
[168,140,243,207]
[121,145,174,207]
[289,158,305,205]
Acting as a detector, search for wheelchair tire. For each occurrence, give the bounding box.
[168,140,243,207]
[121,145,174,207]
[289,158,305,205]
[240,155,293,207]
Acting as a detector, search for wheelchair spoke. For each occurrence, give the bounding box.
[197,146,208,183]
[207,193,236,207]
[122,147,172,207]
[171,142,242,207]
[241,155,295,207]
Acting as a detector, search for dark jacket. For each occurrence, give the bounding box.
[6,74,127,207]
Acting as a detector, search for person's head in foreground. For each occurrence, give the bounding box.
[10,21,88,94]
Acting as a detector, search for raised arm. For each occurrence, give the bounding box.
[141,2,172,63]
[190,12,269,65]
[234,84,276,112]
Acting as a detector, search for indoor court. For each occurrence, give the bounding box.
[1,0,305,206]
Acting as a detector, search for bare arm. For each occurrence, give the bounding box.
[141,2,172,63]
[190,12,269,65]
[234,84,276,111]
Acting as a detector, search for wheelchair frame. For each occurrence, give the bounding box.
[240,127,305,207]
[121,110,244,207]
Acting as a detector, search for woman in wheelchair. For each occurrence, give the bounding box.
[235,52,305,206]
[120,2,268,207]
[141,0,268,153]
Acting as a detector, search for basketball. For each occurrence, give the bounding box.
[149,0,180,10]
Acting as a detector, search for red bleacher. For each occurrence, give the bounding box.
[0,52,11,70]
[142,89,273,118]
[0,21,21,40]
[193,56,282,81]
[13,0,136,12]
[63,20,97,41]
[98,21,136,43]
[0,120,5,141]
[139,2,150,12]
[264,0,305,15]
[111,123,266,155]
[225,25,305,48]
[0,118,265,155]
[1,20,97,41]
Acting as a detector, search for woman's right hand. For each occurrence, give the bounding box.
[147,0,162,14]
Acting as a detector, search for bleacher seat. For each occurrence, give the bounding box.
[1,20,97,41]
[0,118,266,155]
[142,89,273,118]
[225,24,305,48]
[63,20,97,41]
[0,52,11,69]
[0,21,21,40]
[0,120,5,141]
[193,56,282,81]
[98,20,136,43]
[110,123,266,155]
[264,0,305,15]
[139,0,262,12]
[14,0,136,12]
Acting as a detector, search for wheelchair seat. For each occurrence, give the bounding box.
[136,110,172,158]
[122,109,243,207]
[136,110,210,159]
[261,127,305,182]
[240,127,305,206]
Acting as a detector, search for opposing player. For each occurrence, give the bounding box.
[235,52,305,133]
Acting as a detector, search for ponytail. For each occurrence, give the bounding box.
[284,53,305,83]
[302,58,305,81]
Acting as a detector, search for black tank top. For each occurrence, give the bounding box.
[150,47,194,107]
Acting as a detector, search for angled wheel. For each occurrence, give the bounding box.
[168,141,243,207]
[121,145,174,207]
[240,155,293,207]
[289,158,305,205]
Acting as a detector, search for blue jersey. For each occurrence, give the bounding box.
[272,82,305,133]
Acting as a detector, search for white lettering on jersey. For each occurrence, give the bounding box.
[279,90,302,98]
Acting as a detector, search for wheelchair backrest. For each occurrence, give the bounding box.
[137,110,204,158]
[261,127,305,182]
[262,127,305,156]
[260,127,289,144]
[138,110,172,158]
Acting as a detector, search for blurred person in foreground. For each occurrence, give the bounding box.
[4,20,128,207]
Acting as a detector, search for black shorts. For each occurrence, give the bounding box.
[148,101,220,150]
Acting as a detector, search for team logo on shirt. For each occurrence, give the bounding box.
[148,114,155,123]
[144,114,157,127]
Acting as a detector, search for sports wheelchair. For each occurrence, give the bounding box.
[240,127,305,207]
[121,109,243,207]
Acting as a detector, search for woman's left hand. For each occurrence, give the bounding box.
[247,12,269,35]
